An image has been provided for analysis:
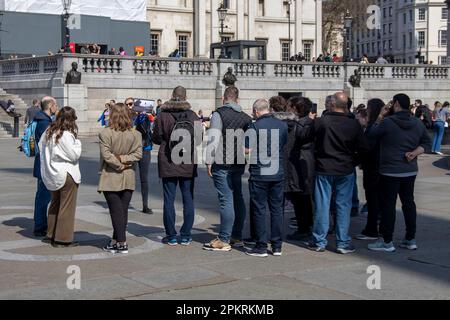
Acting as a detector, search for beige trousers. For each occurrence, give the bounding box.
[47,174,79,243]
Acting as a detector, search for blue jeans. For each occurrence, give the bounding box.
[330,169,359,214]
[34,179,51,232]
[432,121,445,153]
[249,180,284,250]
[212,165,246,243]
[352,169,360,209]
[162,177,195,240]
[313,173,354,249]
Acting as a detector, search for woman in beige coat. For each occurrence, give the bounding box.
[98,103,142,254]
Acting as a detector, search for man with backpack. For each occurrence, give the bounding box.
[414,100,432,129]
[32,96,58,237]
[152,86,200,246]
[203,86,253,252]
[24,99,41,125]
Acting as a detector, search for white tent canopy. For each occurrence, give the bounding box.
[0,0,147,22]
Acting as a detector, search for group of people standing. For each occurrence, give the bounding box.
[29,86,433,257]
[410,99,450,156]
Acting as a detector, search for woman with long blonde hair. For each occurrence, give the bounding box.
[98,103,142,254]
[40,106,82,247]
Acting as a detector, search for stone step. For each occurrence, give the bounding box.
[0,128,12,138]
[0,119,25,137]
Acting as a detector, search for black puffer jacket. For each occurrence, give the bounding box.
[273,112,315,194]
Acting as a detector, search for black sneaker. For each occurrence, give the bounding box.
[272,248,282,257]
[114,243,129,254]
[306,242,326,253]
[142,207,154,215]
[246,248,268,258]
[243,238,256,246]
[103,241,117,253]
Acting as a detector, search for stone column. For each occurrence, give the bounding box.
[294,0,303,54]
[247,0,256,40]
[211,0,221,45]
[315,0,323,57]
[194,0,207,57]
[237,0,245,40]
[447,0,450,64]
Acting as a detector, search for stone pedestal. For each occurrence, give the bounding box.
[64,84,90,135]
[346,85,365,108]
[215,80,224,110]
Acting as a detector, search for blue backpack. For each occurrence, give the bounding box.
[21,121,38,157]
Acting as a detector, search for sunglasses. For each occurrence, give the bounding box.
[126,102,134,107]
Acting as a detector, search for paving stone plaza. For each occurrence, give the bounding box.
[0,138,448,300]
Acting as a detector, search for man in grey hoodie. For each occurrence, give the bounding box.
[203,86,253,252]
[367,93,431,253]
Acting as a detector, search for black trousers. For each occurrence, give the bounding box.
[249,201,256,240]
[379,175,417,243]
[362,169,380,237]
[138,150,151,209]
[285,192,313,234]
[104,190,133,243]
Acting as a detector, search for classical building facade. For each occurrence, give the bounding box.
[350,0,448,64]
[147,0,322,61]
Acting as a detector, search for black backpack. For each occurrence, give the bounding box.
[169,111,195,157]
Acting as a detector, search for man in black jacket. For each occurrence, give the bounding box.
[368,94,431,252]
[309,92,369,254]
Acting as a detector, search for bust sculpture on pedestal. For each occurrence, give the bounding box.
[348,69,361,88]
[65,62,82,84]
[222,67,237,87]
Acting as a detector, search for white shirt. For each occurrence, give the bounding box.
[39,130,82,191]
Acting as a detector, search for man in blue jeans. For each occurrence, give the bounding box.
[308,92,369,254]
[152,86,200,246]
[203,86,252,252]
[33,96,58,237]
[245,99,288,258]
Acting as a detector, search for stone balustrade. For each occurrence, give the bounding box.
[274,63,304,77]
[0,54,449,82]
[0,56,60,76]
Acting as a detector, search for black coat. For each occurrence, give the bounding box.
[273,113,315,195]
[152,100,200,179]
